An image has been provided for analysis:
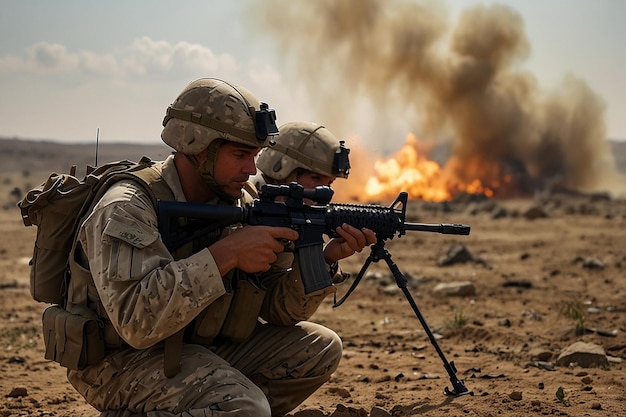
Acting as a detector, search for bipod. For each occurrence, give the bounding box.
[334,240,473,397]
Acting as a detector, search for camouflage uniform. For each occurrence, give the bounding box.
[66,155,341,416]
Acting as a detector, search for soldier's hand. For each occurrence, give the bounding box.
[323,224,377,264]
[210,226,299,274]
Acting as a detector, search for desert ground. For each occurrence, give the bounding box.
[1,138,625,417]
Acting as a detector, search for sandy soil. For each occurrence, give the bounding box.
[1,168,625,417]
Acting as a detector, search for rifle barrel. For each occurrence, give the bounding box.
[404,222,471,235]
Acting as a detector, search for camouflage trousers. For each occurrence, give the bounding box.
[67,321,342,417]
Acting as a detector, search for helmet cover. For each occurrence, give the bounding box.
[161,78,278,154]
[256,121,350,181]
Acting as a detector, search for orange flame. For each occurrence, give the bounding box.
[361,133,504,202]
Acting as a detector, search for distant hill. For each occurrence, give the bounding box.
[0,137,172,176]
[1,136,625,178]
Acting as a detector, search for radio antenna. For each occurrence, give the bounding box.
[95,127,100,166]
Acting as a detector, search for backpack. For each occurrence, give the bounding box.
[18,156,167,305]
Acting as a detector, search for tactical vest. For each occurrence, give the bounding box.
[62,161,265,377]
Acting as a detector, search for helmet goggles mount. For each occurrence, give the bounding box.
[332,140,351,177]
[254,102,279,142]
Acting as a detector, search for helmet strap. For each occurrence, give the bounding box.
[194,139,238,204]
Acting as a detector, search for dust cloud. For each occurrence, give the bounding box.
[249,0,621,199]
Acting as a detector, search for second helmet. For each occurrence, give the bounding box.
[256,121,350,181]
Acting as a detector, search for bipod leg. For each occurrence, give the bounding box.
[372,242,473,397]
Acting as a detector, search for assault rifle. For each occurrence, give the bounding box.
[157,182,473,397]
[158,182,469,294]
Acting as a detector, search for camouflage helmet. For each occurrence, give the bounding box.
[256,121,351,181]
[161,78,278,154]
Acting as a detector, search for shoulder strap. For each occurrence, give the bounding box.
[91,157,172,210]
[127,157,175,202]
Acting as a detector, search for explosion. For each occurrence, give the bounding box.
[362,133,495,202]
[251,0,618,202]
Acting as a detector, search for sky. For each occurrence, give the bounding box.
[1,0,625,150]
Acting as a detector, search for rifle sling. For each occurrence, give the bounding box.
[332,263,367,308]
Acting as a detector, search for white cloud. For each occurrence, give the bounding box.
[0,37,241,79]
[169,41,239,74]
[0,36,315,143]
[0,42,80,74]
[79,51,121,75]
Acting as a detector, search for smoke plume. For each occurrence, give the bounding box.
[250,0,618,199]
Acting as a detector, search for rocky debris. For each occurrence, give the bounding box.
[292,410,327,417]
[502,280,532,288]
[464,198,499,216]
[529,361,555,371]
[327,387,351,399]
[523,204,548,220]
[292,409,327,417]
[369,407,392,417]
[490,206,508,219]
[432,281,476,297]
[581,375,593,384]
[329,404,368,417]
[585,327,618,337]
[437,244,484,266]
[6,387,28,397]
[582,257,605,269]
[508,391,523,401]
[556,341,609,368]
[528,348,552,361]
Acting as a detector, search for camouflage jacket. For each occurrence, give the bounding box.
[67,154,334,350]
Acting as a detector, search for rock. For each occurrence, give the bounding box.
[293,410,327,417]
[329,404,368,417]
[432,281,476,297]
[491,206,507,219]
[502,280,532,289]
[556,341,609,368]
[529,348,553,362]
[582,258,605,269]
[509,391,523,400]
[382,284,401,295]
[7,386,28,397]
[438,244,475,266]
[532,361,555,371]
[370,407,392,417]
[327,387,351,399]
[523,205,548,220]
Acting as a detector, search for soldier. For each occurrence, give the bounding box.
[252,121,376,276]
[252,121,350,192]
[64,78,375,416]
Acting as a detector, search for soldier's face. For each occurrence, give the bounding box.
[296,171,336,189]
[213,142,260,198]
[292,170,336,205]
